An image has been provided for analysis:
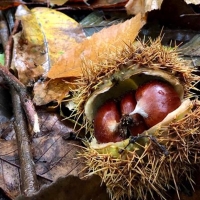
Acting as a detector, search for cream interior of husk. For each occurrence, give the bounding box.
[84,67,184,122]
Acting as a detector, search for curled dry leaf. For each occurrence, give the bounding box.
[47,13,146,79]
[126,0,163,14]
[33,78,76,106]
[12,5,85,85]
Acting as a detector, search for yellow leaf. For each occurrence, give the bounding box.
[32,7,85,66]
[12,5,85,84]
[47,13,146,79]
[15,5,44,45]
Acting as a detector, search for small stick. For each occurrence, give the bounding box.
[0,15,39,196]
[12,87,39,195]
[0,64,40,133]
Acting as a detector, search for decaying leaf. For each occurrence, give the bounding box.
[12,5,85,85]
[0,110,84,199]
[0,140,19,199]
[33,78,75,106]
[31,7,85,66]
[80,11,128,37]
[125,0,200,15]
[12,5,48,84]
[47,13,146,79]
[16,175,109,200]
[180,34,200,57]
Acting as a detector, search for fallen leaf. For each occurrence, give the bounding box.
[12,5,48,84]
[0,140,19,199]
[33,78,75,106]
[47,13,146,79]
[16,175,109,200]
[31,7,85,66]
[12,5,85,85]
[0,110,84,199]
[125,0,199,15]
[180,34,200,57]
[80,11,128,37]
[126,0,163,14]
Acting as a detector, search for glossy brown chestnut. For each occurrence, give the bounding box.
[130,80,181,127]
[94,100,123,143]
[120,91,147,136]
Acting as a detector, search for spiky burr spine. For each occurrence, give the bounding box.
[79,101,200,200]
[74,37,200,200]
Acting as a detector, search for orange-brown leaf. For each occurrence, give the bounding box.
[0,0,22,10]
[47,13,146,79]
[33,78,75,106]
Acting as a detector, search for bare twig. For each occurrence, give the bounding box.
[5,19,20,68]
[0,13,39,196]
[0,64,40,133]
[12,87,39,195]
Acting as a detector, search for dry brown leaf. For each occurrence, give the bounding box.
[126,0,163,14]
[0,140,19,199]
[125,0,199,15]
[47,13,146,79]
[33,78,75,106]
[0,110,83,199]
[12,5,85,85]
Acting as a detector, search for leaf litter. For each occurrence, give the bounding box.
[0,109,85,199]
[1,1,200,200]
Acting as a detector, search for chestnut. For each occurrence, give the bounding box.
[130,80,181,127]
[120,91,147,136]
[94,100,123,143]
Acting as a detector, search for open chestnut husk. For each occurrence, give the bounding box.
[73,37,200,200]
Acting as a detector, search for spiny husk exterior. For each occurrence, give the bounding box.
[79,101,200,200]
[73,37,199,117]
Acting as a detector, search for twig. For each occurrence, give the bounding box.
[0,14,39,196]
[12,87,39,195]
[0,64,40,133]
